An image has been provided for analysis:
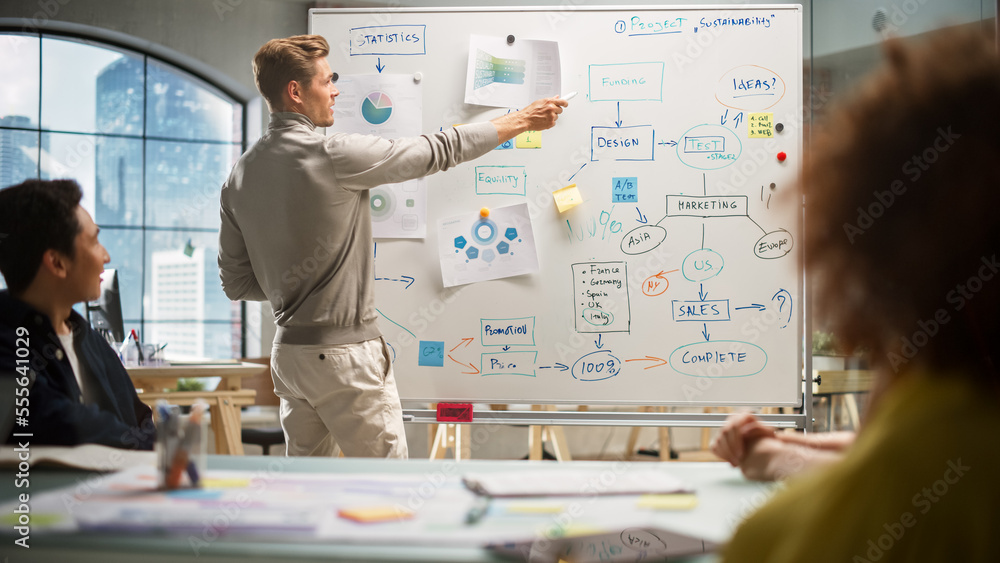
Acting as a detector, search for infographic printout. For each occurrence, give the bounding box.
[438,203,539,287]
[333,74,427,238]
[464,35,560,108]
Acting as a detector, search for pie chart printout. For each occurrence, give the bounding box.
[362,91,393,125]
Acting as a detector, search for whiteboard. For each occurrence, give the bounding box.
[311,5,803,406]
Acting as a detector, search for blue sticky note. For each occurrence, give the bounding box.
[612,177,638,203]
[419,341,445,367]
[495,139,514,150]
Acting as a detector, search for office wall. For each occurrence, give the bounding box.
[2,0,308,98]
[2,0,311,355]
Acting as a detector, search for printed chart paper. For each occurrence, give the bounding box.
[332,74,427,238]
[464,35,560,108]
[438,203,539,287]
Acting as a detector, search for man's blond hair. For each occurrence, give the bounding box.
[252,34,330,110]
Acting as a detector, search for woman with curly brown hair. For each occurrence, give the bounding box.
[721,26,1000,563]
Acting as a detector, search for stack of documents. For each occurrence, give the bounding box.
[463,468,694,497]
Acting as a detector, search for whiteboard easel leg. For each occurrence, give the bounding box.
[429,423,467,460]
[528,405,572,461]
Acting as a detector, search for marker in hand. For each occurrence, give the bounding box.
[559,91,577,102]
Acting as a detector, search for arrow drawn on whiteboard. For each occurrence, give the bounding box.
[699,283,709,301]
[595,334,604,349]
[375,57,385,73]
[448,355,480,374]
[616,102,623,127]
[702,323,711,342]
[502,345,510,351]
[625,356,668,369]
[636,207,647,224]
[376,275,415,288]
[735,303,767,312]
[450,337,474,352]
[720,110,745,129]
[539,363,569,371]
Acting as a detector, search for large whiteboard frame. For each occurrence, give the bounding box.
[311,5,805,408]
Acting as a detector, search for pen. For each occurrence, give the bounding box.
[153,343,168,358]
[559,91,577,101]
[465,495,491,525]
[131,329,145,364]
[119,330,134,357]
[166,402,205,488]
[183,403,205,486]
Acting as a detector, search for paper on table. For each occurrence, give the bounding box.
[636,493,699,510]
[462,469,693,497]
[339,505,415,523]
[0,444,155,471]
[489,525,717,562]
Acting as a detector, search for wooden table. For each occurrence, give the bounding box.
[127,362,267,455]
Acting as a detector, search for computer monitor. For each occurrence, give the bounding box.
[87,269,125,344]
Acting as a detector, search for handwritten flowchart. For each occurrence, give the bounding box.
[320,6,803,404]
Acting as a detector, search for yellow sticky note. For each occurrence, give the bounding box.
[201,478,252,489]
[338,505,414,523]
[552,184,583,213]
[1,512,64,528]
[516,130,542,148]
[636,493,699,510]
[561,524,606,538]
[506,502,565,515]
[748,112,774,138]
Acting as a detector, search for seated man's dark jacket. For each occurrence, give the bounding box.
[1,290,155,449]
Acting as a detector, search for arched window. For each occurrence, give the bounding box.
[0,30,247,360]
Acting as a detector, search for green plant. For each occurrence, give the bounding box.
[811,331,839,356]
[175,378,206,392]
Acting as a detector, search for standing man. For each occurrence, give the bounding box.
[218,35,566,458]
[0,179,155,450]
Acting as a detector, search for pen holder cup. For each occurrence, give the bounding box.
[113,341,139,367]
[141,343,167,366]
[155,400,208,490]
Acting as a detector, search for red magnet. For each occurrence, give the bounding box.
[436,403,474,422]
[776,151,787,162]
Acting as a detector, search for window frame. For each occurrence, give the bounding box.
[0,21,251,358]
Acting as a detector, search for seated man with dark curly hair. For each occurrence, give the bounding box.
[0,179,155,450]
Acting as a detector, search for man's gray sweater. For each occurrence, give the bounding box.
[218,112,498,345]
